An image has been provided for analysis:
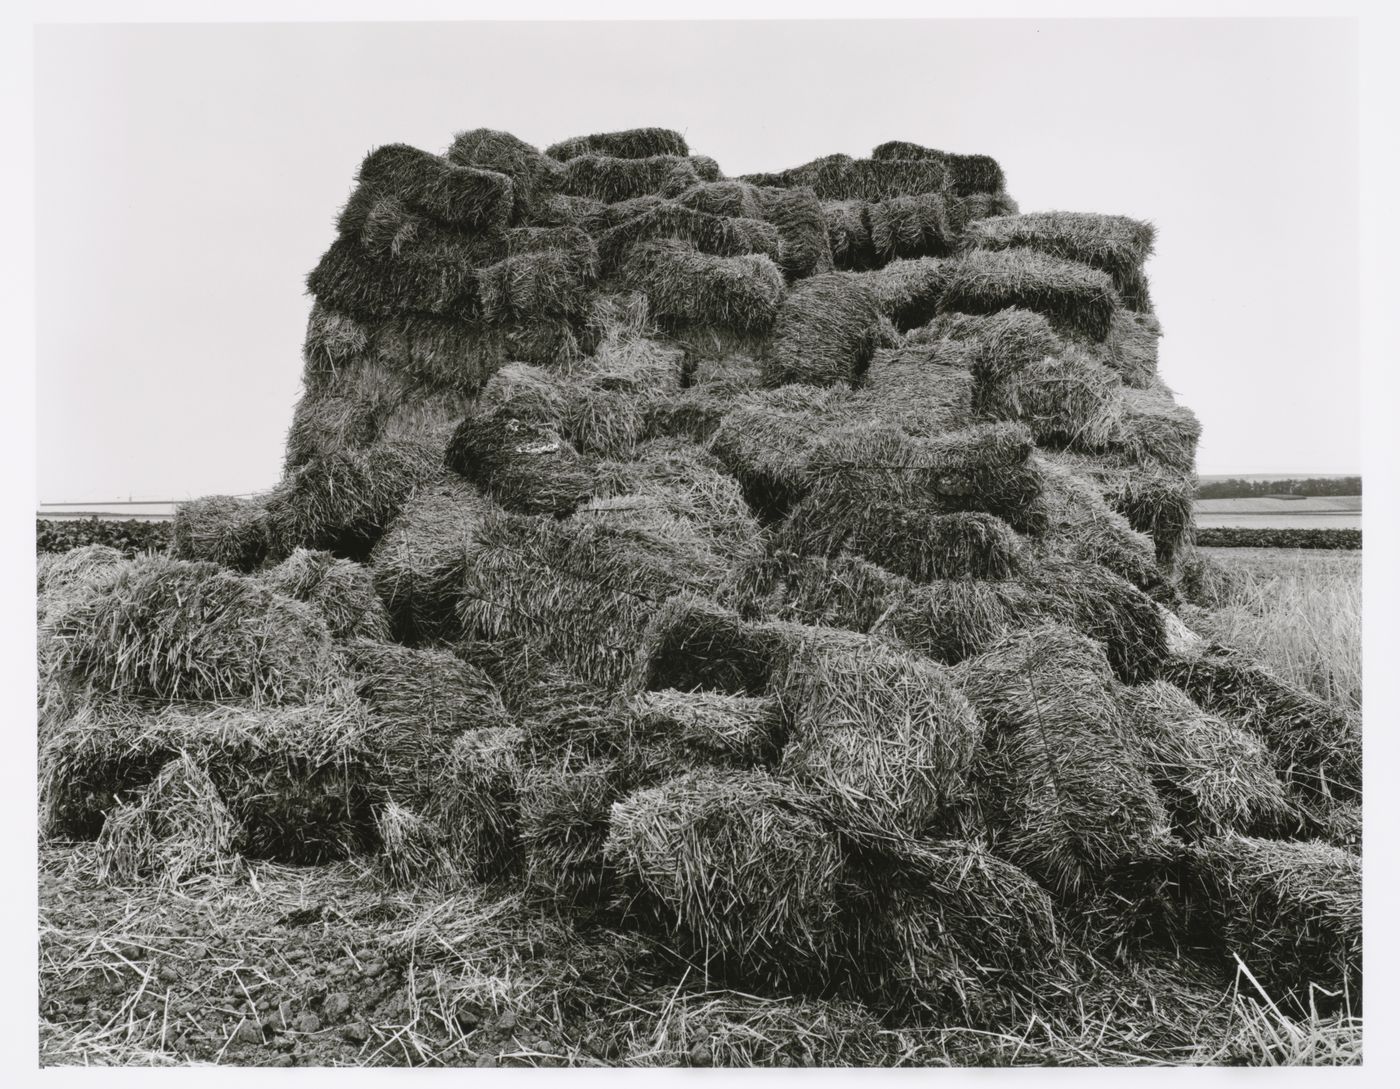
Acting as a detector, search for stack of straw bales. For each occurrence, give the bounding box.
[40,126,1359,1024]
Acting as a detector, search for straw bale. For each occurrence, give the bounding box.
[262,548,392,641]
[1101,310,1162,387]
[843,841,1061,1016]
[365,313,518,396]
[1174,550,1242,610]
[866,193,953,263]
[1117,681,1291,837]
[632,593,790,696]
[958,625,1169,895]
[857,258,946,331]
[913,305,1061,373]
[1161,649,1360,807]
[630,689,781,765]
[1054,452,1196,563]
[605,767,845,981]
[823,200,877,270]
[443,407,593,516]
[301,301,374,385]
[1174,834,1360,1001]
[977,346,1124,450]
[446,128,557,222]
[44,555,335,705]
[621,240,784,336]
[763,273,884,387]
[171,494,273,573]
[846,351,973,438]
[41,694,378,860]
[1315,801,1360,852]
[743,154,948,201]
[346,143,513,231]
[370,478,494,643]
[939,249,1119,342]
[283,371,406,468]
[709,384,847,519]
[476,250,594,324]
[519,758,623,907]
[431,725,524,879]
[883,577,1043,665]
[374,801,455,889]
[748,185,833,278]
[797,420,1046,536]
[966,212,1155,306]
[598,202,780,274]
[267,436,443,559]
[1106,384,1201,473]
[94,752,243,886]
[1026,559,1171,683]
[555,154,715,203]
[869,141,1008,196]
[946,190,1021,235]
[546,128,690,162]
[773,631,983,833]
[459,511,727,688]
[306,236,480,321]
[1031,455,1165,595]
[37,544,127,601]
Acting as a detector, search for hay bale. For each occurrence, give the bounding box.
[374,801,454,889]
[621,240,784,336]
[762,273,884,387]
[797,420,1046,537]
[823,200,877,270]
[946,190,1021,235]
[869,141,1007,196]
[370,479,494,643]
[846,349,973,437]
[939,249,1119,342]
[709,384,847,519]
[555,154,713,203]
[884,577,1043,665]
[631,689,781,765]
[267,436,443,559]
[965,212,1155,311]
[431,725,524,880]
[37,544,127,599]
[301,302,374,384]
[632,593,789,696]
[915,305,1061,375]
[1102,310,1163,387]
[597,202,781,274]
[1117,681,1291,837]
[772,631,983,834]
[262,548,392,641]
[476,250,594,324]
[1026,559,1171,683]
[362,313,516,396]
[1175,834,1360,1001]
[1175,550,1243,609]
[743,154,948,201]
[843,842,1061,1016]
[41,695,378,860]
[171,494,273,573]
[605,767,845,981]
[857,258,946,331]
[1107,384,1201,473]
[519,758,622,907]
[1056,452,1196,564]
[1161,649,1360,807]
[1032,455,1166,596]
[750,185,833,278]
[446,128,556,222]
[546,127,690,161]
[958,625,1169,895]
[786,498,1027,583]
[94,752,243,886]
[443,407,593,516]
[43,555,335,704]
[306,235,482,321]
[345,142,513,231]
[976,346,1124,451]
[866,193,952,262]
[459,511,727,688]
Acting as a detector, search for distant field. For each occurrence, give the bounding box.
[1194,496,1360,530]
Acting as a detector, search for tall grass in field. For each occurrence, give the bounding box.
[1193,548,1361,712]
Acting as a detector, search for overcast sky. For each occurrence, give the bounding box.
[34,18,1358,500]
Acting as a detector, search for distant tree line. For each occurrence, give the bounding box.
[1195,477,1361,499]
[1196,527,1361,550]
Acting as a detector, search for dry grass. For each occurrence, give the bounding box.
[1190,548,1361,713]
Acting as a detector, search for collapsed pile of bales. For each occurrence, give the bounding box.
[38,127,1360,1027]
